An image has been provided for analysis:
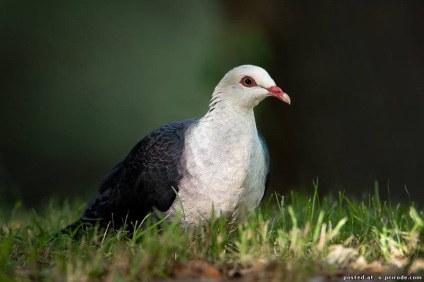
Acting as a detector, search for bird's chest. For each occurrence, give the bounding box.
[187,132,254,186]
[170,121,266,225]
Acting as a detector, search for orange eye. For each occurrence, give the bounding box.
[240,76,257,87]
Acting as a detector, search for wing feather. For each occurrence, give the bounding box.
[79,118,198,229]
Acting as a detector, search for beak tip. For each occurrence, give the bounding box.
[282,93,291,105]
[268,86,291,105]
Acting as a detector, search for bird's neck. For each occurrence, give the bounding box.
[198,92,258,139]
[203,91,254,121]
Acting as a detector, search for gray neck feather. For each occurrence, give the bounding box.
[202,91,255,124]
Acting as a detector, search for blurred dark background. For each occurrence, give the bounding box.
[1,0,423,207]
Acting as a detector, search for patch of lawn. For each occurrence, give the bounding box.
[1,183,423,281]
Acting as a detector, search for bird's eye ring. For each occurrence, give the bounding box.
[240,76,257,87]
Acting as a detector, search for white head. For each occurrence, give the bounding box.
[212,65,291,109]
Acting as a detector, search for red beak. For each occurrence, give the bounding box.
[268,86,291,105]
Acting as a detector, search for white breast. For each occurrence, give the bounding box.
[166,108,267,227]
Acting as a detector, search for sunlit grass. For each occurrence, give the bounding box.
[1,184,423,281]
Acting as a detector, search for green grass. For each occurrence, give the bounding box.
[1,183,423,281]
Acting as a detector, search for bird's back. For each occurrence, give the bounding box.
[71,118,199,230]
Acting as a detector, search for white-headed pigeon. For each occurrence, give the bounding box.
[66,65,290,231]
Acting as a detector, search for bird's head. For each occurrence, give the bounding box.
[213,65,291,108]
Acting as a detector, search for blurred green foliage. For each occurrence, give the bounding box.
[1,0,423,205]
[0,1,274,202]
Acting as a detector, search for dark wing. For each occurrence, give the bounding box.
[79,118,199,229]
[258,132,270,201]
